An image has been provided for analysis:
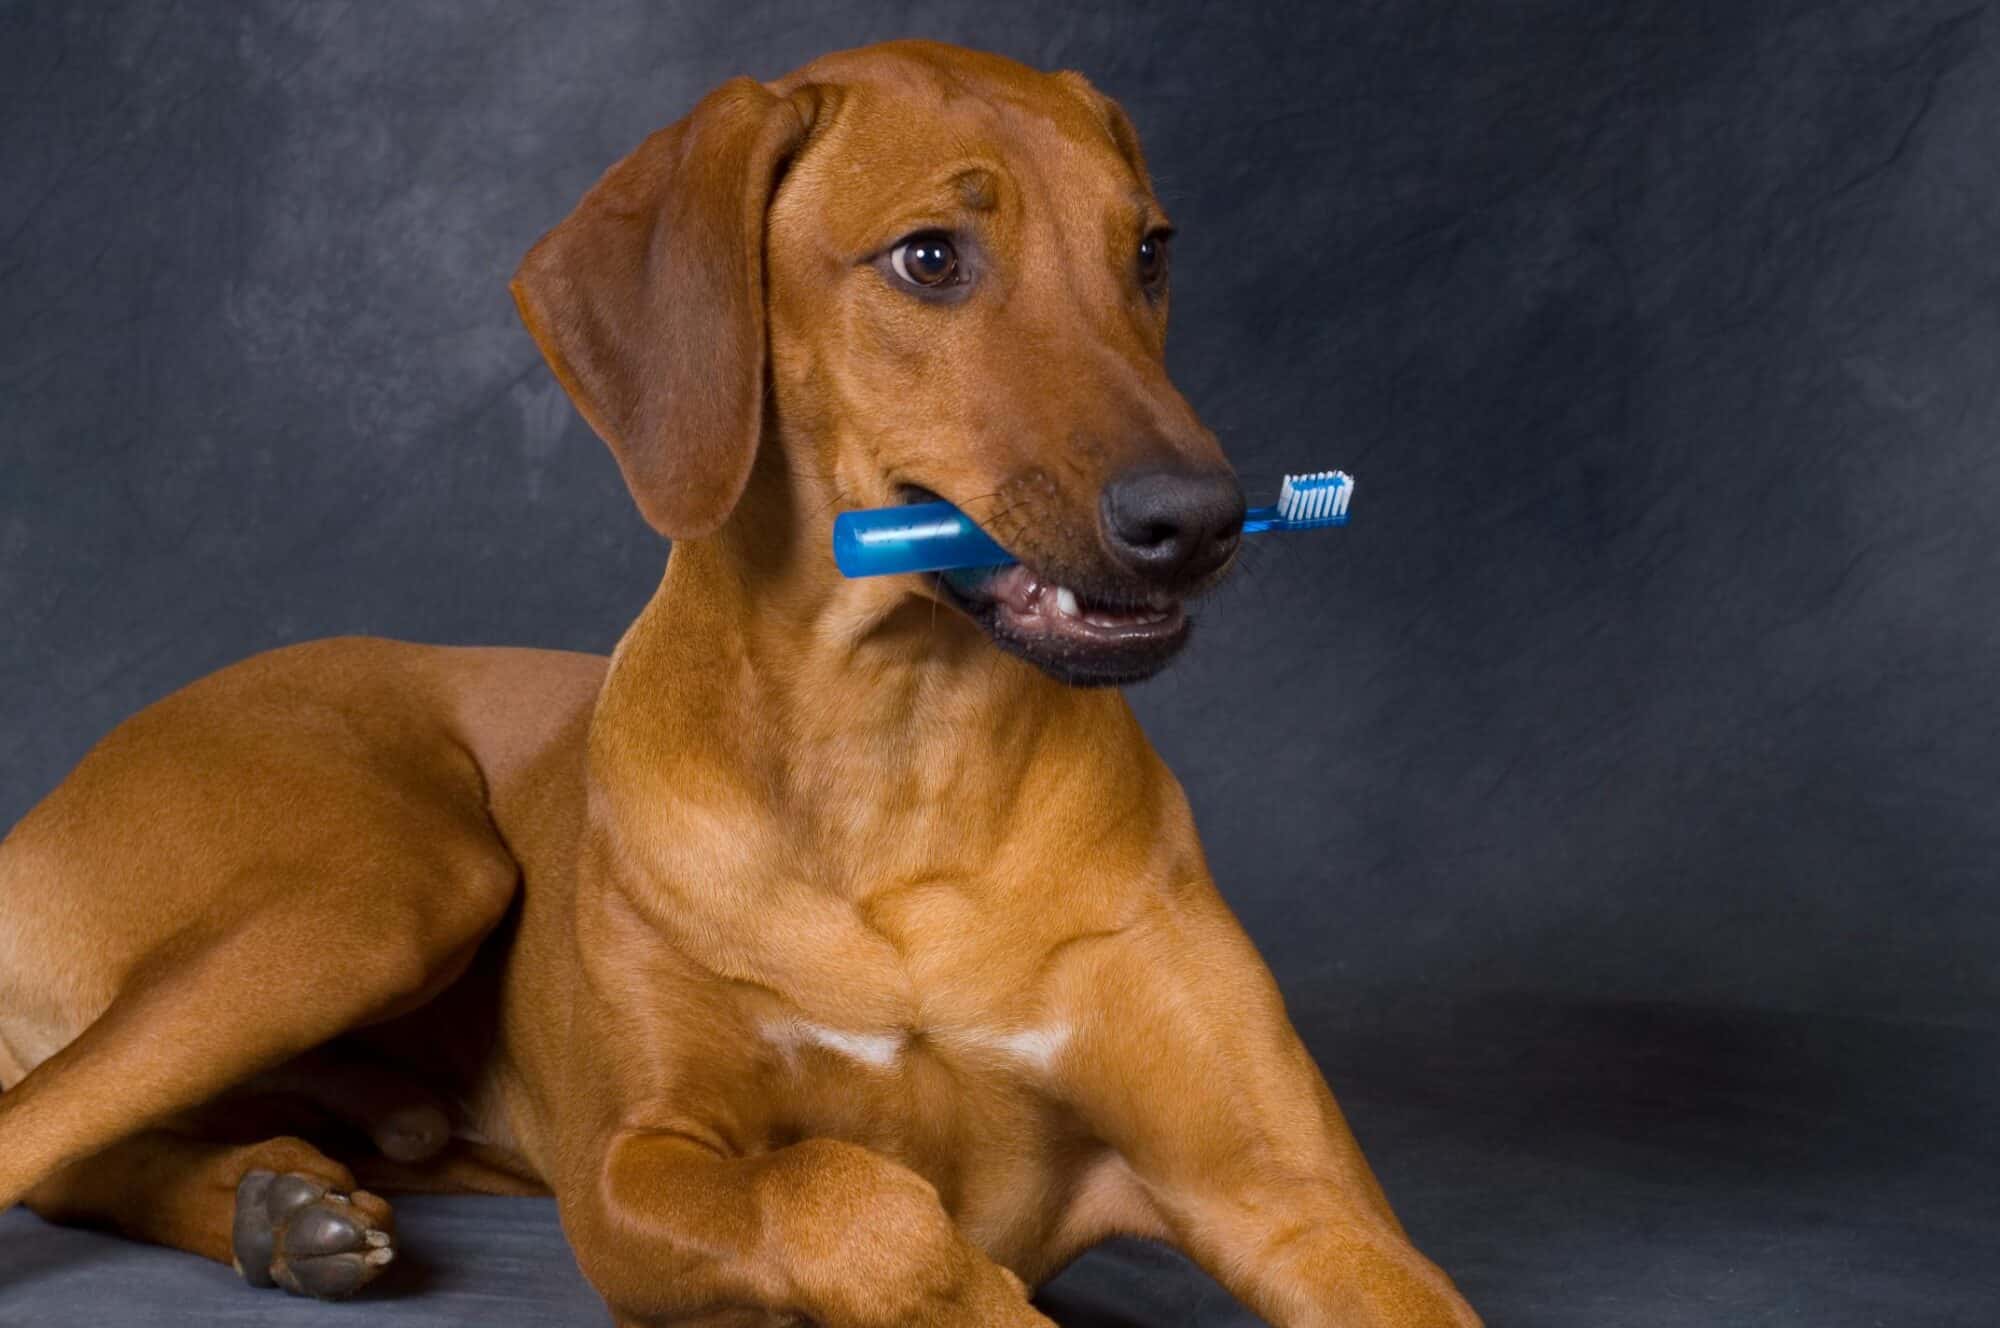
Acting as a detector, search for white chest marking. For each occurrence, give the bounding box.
[764,1017,907,1068]
[760,1018,1073,1073]
[967,1023,1073,1071]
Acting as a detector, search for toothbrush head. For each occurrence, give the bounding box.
[1274,471,1353,528]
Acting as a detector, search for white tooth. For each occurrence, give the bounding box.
[1055,587,1080,618]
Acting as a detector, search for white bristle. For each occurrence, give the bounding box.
[1275,470,1352,524]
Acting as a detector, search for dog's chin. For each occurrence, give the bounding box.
[935,563,1193,688]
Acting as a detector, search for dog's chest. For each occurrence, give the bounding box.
[750,1001,1086,1250]
[733,878,1113,1235]
[746,893,1082,1100]
[747,863,1102,1072]
[758,1013,1072,1076]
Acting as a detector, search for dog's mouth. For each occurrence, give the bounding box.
[935,564,1192,687]
[900,485,1194,687]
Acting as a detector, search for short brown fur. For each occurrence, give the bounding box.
[0,41,1480,1327]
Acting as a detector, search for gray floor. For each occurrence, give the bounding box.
[4,993,1994,1326]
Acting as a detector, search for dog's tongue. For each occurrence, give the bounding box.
[979,566,1180,637]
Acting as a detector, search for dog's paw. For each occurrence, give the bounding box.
[231,1169,395,1299]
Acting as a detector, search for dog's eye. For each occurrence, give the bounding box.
[890,234,960,288]
[1137,231,1172,290]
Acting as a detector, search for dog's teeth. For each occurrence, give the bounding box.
[1054,587,1080,618]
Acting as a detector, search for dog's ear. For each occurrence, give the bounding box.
[511,78,816,539]
[1054,71,1153,192]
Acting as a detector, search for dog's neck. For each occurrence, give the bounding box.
[587,448,1154,893]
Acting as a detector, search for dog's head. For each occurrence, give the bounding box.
[514,40,1240,687]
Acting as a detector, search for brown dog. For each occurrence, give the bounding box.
[0,40,1480,1327]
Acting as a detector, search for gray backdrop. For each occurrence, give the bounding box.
[4,3,1998,1325]
[6,0,1995,1027]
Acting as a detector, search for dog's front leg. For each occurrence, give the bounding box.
[1065,891,1482,1328]
[559,1128,1055,1328]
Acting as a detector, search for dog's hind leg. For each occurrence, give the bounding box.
[0,836,518,1215]
[26,1129,398,1299]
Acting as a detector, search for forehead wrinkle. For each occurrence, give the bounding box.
[954,167,998,211]
[786,119,1003,250]
[846,163,1007,247]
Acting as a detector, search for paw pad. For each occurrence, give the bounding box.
[232,1169,395,1299]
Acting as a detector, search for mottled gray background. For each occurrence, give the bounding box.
[4,2,1998,1325]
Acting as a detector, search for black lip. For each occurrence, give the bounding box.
[932,566,1194,688]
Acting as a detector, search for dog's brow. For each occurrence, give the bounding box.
[855,167,1002,246]
[953,168,998,211]
[1131,194,1170,230]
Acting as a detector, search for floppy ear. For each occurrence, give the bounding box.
[511,78,816,539]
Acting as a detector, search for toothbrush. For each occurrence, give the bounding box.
[832,470,1354,578]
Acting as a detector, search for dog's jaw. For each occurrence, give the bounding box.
[934,563,1194,688]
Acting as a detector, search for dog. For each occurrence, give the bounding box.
[0,40,1482,1327]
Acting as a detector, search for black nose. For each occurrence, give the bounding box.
[1099,464,1246,586]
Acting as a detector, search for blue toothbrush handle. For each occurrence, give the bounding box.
[1242,504,1284,534]
[832,501,1015,577]
[1241,503,1350,533]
